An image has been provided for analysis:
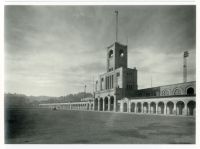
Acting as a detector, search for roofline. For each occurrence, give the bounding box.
[127,94,196,100]
[138,81,196,90]
[107,42,127,49]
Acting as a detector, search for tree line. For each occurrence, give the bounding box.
[5,92,93,108]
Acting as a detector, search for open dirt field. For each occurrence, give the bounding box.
[5,108,195,144]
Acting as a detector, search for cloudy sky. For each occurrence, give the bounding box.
[5,5,196,96]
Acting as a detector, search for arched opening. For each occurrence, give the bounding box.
[130,103,135,112]
[176,101,185,115]
[94,98,98,111]
[109,50,113,58]
[110,96,114,111]
[87,103,89,110]
[150,102,156,114]
[80,104,82,110]
[166,101,174,115]
[104,97,108,111]
[91,104,93,110]
[137,103,142,113]
[187,101,196,116]
[119,49,124,57]
[187,87,194,95]
[117,103,120,112]
[123,102,128,112]
[143,102,148,113]
[158,102,164,114]
[100,98,103,111]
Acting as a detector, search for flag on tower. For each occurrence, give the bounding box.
[184,51,189,57]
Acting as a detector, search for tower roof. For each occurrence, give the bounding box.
[107,42,127,49]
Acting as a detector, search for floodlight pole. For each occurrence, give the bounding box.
[183,51,189,83]
[115,10,118,42]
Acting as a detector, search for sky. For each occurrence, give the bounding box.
[5,5,196,96]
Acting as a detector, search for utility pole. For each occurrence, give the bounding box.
[115,10,118,42]
[126,35,128,46]
[92,76,95,98]
[183,51,189,83]
[84,85,87,99]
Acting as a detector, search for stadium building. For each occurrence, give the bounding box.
[40,12,196,116]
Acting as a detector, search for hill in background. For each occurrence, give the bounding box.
[4,92,93,108]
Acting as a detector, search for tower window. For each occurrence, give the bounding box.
[109,68,113,71]
[119,49,124,57]
[109,50,113,58]
[117,72,120,77]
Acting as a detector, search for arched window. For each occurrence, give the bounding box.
[119,49,124,57]
[101,78,104,90]
[109,50,113,58]
[187,87,194,95]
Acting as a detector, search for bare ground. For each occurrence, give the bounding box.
[5,108,195,144]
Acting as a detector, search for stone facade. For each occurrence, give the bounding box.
[94,42,138,112]
[119,96,195,116]
[136,81,196,97]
